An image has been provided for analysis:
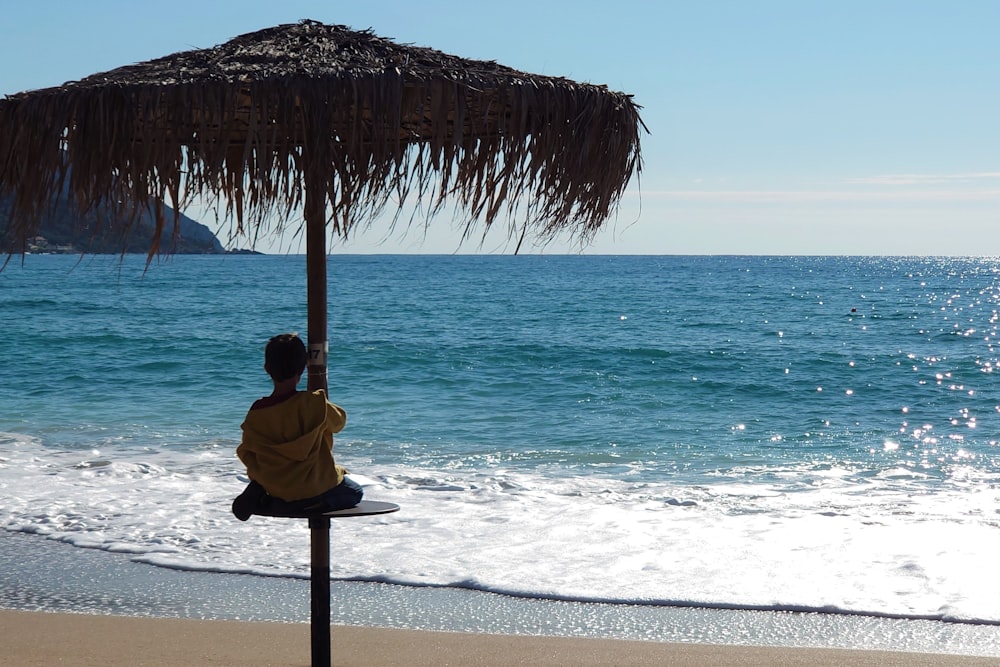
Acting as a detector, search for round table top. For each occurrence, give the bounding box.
[323,500,400,517]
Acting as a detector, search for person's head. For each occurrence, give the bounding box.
[264,333,308,383]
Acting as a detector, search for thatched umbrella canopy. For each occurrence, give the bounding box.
[0,19,644,391]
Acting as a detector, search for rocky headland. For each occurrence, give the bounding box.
[1,190,253,255]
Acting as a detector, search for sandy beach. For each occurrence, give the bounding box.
[3,609,1000,667]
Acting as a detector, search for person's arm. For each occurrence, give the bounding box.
[236,437,259,470]
[325,401,347,434]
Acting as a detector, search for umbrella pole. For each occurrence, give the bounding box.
[309,515,332,666]
[304,175,332,666]
[305,185,328,396]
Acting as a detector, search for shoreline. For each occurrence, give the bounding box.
[3,530,1000,660]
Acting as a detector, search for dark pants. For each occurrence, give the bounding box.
[312,476,365,511]
[232,477,364,520]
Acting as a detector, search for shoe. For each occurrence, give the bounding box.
[232,481,268,521]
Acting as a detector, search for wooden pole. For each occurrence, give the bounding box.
[304,177,328,395]
[304,164,331,665]
[308,516,332,666]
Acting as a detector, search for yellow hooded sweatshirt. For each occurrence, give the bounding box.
[237,390,347,501]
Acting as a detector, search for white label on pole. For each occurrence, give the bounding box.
[308,342,328,366]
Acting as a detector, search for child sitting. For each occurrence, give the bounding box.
[232,333,363,520]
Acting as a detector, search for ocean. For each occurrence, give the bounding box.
[2,254,1000,645]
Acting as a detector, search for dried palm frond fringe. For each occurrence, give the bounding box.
[0,20,644,260]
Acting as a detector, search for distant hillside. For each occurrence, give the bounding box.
[1,190,226,255]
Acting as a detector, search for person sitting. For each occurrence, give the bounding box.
[232,333,363,520]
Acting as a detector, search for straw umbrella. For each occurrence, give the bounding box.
[0,20,643,392]
[0,19,643,664]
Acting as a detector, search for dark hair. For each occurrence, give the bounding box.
[264,333,308,382]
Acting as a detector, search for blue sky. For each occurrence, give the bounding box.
[3,1,999,254]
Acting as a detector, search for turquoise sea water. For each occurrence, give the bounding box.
[2,254,1000,630]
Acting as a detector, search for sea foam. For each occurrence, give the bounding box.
[3,431,1000,624]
